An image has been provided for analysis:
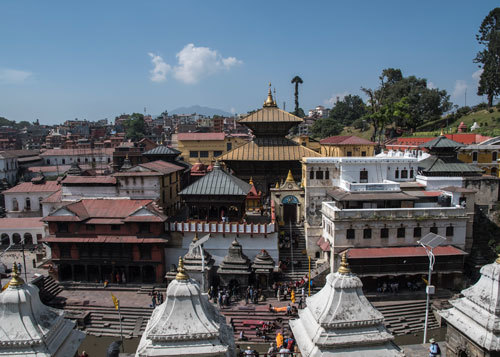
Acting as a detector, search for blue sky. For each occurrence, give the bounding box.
[0,1,497,124]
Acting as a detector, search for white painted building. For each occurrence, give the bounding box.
[3,179,60,218]
[40,148,114,166]
[0,151,18,185]
[166,222,278,271]
[0,217,47,246]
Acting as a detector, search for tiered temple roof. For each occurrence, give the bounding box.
[0,264,85,357]
[217,239,251,276]
[289,254,403,356]
[252,249,275,273]
[136,258,234,356]
[440,256,500,351]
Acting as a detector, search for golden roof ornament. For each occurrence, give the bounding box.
[440,128,444,136]
[249,177,254,186]
[275,181,280,189]
[263,82,277,108]
[338,252,351,275]
[496,253,500,264]
[9,263,24,287]
[192,233,199,242]
[286,169,295,183]
[175,256,189,281]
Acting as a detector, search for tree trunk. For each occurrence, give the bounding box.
[294,83,299,113]
[488,92,493,108]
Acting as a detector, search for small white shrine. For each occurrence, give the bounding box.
[0,264,85,357]
[289,254,404,356]
[136,257,235,357]
[440,255,500,356]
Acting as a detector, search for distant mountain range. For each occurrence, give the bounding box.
[170,105,232,117]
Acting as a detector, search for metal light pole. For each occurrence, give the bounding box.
[289,220,294,276]
[200,245,205,292]
[418,233,446,345]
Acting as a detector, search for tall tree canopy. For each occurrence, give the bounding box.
[291,76,304,117]
[474,8,500,107]
[329,95,366,126]
[310,117,343,139]
[123,113,147,141]
[362,68,451,142]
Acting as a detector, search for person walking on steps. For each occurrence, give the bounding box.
[429,338,441,357]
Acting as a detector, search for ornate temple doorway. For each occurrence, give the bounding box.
[282,195,299,223]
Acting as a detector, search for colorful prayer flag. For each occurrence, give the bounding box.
[111,293,119,310]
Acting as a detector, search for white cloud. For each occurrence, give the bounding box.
[427,81,436,89]
[173,43,242,84]
[148,53,171,82]
[0,68,32,84]
[472,68,483,83]
[325,91,349,106]
[452,80,468,99]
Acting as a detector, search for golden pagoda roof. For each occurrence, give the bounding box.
[218,137,322,161]
[238,107,303,124]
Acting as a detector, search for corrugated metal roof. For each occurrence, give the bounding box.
[3,181,60,194]
[344,245,467,259]
[0,217,45,229]
[238,107,303,124]
[139,160,184,174]
[62,176,117,185]
[177,133,225,141]
[320,135,376,145]
[218,137,321,161]
[180,163,251,196]
[143,146,181,156]
[328,189,417,201]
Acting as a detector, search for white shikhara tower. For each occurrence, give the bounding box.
[289,254,404,356]
[0,264,85,357]
[440,255,500,354]
[136,257,235,357]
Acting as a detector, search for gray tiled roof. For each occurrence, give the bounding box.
[179,163,251,196]
[419,156,482,173]
[143,146,181,156]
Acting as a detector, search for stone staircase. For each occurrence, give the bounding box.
[278,224,315,282]
[32,275,63,304]
[221,303,297,343]
[373,300,440,335]
[63,304,153,338]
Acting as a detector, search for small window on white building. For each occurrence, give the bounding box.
[401,169,408,179]
[346,229,355,239]
[446,226,454,237]
[395,168,399,179]
[25,197,31,211]
[381,227,389,238]
[316,171,323,180]
[310,170,314,179]
[363,228,372,239]
[410,169,414,178]
[12,198,19,211]
[325,170,329,180]
[360,170,368,183]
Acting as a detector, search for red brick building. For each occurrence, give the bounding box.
[43,198,168,284]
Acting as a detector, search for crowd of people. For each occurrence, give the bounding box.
[149,288,164,308]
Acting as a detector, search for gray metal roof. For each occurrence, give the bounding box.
[179,162,251,196]
[143,146,181,156]
[419,156,482,173]
[419,135,464,149]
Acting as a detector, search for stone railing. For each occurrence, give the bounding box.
[168,221,276,235]
[322,203,466,221]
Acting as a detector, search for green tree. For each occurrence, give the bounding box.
[123,113,147,141]
[291,76,304,116]
[329,95,366,126]
[474,8,500,107]
[361,68,450,139]
[310,117,343,139]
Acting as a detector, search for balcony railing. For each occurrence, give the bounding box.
[339,179,400,192]
[168,221,276,235]
[322,203,466,221]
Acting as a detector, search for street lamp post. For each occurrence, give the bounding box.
[417,233,446,345]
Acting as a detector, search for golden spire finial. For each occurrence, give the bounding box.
[286,169,294,183]
[263,82,277,108]
[275,181,280,189]
[175,256,189,281]
[338,252,351,275]
[9,263,24,287]
[440,128,444,136]
[496,254,500,264]
[192,233,199,242]
[249,177,254,186]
